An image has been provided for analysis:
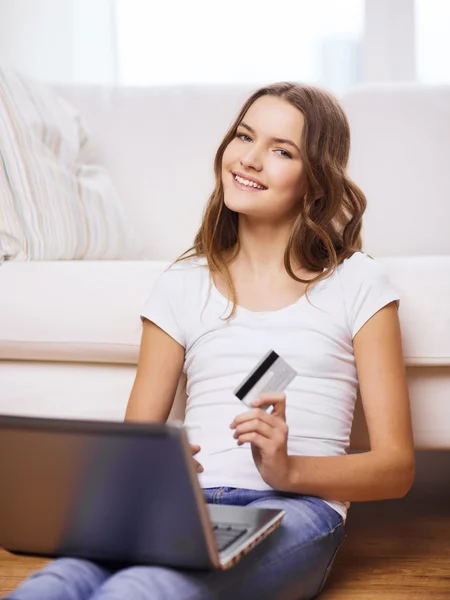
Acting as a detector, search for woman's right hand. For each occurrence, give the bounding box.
[191,444,204,473]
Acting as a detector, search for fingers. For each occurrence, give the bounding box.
[233,418,273,442]
[230,408,272,429]
[194,459,204,473]
[190,444,201,456]
[252,393,286,420]
[235,431,270,449]
[230,396,286,431]
[190,444,203,473]
[230,401,289,448]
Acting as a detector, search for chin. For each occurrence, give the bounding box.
[223,194,253,215]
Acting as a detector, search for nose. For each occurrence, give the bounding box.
[240,147,263,171]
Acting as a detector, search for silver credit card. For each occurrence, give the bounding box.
[234,349,297,410]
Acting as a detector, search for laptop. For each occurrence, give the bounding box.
[0,415,285,570]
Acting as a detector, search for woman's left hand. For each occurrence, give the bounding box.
[230,392,291,490]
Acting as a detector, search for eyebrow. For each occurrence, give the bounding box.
[238,122,301,153]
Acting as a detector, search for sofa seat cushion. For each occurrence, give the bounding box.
[0,260,170,364]
[0,256,449,366]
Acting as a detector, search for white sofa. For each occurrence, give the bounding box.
[0,83,449,451]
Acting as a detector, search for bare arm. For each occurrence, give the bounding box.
[286,301,415,501]
[125,319,185,423]
[125,319,203,473]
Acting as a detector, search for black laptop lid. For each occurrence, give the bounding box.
[0,415,213,568]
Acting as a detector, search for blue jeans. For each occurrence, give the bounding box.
[6,488,345,600]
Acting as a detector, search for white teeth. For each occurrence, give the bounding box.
[234,174,265,190]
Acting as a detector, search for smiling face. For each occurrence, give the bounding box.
[221,95,305,223]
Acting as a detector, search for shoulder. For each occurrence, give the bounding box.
[157,255,209,291]
[337,251,391,286]
[336,252,400,338]
[165,255,209,277]
[142,256,208,324]
[339,250,380,271]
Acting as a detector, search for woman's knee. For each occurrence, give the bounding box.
[94,565,206,600]
[37,557,106,580]
[6,558,108,600]
[235,496,345,599]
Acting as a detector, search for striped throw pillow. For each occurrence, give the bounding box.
[0,66,137,261]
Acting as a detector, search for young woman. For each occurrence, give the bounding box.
[8,82,415,600]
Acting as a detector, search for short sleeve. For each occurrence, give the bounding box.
[140,268,186,347]
[341,252,401,339]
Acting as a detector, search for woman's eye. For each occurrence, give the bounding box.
[235,133,291,159]
[275,149,292,159]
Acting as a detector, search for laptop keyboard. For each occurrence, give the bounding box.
[212,523,248,552]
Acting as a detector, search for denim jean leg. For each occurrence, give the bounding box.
[92,491,344,600]
[6,490,345,600]
[203,487,278,506]
[4,557,110,600]
[195,493,345,600]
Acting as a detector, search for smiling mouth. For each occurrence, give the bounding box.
[232,173,267,190]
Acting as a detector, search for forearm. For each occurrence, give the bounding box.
[283,450,415,502]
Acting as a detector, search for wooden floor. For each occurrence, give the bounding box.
[321,484,450,599]
[1,484,449,599]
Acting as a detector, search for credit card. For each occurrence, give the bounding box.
[234,349,297,410]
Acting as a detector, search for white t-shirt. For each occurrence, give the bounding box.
[141,251,400,520]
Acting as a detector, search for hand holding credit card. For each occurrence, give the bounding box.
[233,350,297,411]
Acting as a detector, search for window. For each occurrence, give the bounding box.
[115,0,364,93]
[415,0,450,84]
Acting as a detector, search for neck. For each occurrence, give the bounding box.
[228,216,298,282]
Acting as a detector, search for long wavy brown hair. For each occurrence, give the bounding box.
[173,82,367,319]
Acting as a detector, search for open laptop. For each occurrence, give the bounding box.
[0,415,285,570]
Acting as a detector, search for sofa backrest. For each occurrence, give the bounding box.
[341,83,450,257]
[55,83,450,260]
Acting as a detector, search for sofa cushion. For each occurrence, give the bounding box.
[0,66,138,261]
[0,256,449,366]
[53,83,256,261]
[0,260,170,363]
